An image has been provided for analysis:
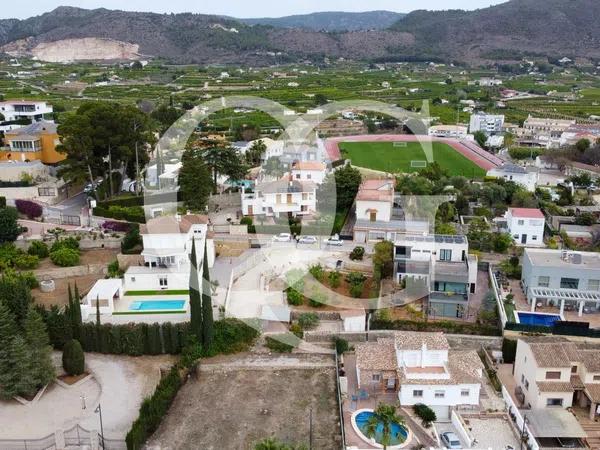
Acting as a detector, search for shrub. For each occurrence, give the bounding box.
[15,199,42,219]
[28,240,49,258]
[62,339,85,375]
[346,271,367,286]
[121,225,142,254]
[334,337,349,355]
[15,254,39,270]
[328,270,341,288]
[50,237,80,252]
[308,264,325,282]
[102,220,131,233]
[290,322,303,338]
[350,283,364,298]
[350,246,365,261]
[0,196,5,208]
[298,312,319,330]
[240,216,253,226]
[107,260,123,278]
[413,403,436,427]
[50,247,80,267]
[265,335,296,353]
[286,288,304,306]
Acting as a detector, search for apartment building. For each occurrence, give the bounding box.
[523,116,576,139]
[469,112,505,135]
[241,179,317,218]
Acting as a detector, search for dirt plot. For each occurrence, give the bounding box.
[148,361,341,450]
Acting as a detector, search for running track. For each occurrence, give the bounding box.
[325,135,502,171]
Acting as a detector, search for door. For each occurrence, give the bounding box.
[287,193,292,204]
[370,211,377,222]
[248,205,253,216]
[521,234,527,244]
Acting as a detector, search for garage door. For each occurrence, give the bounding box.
[431,405,450,421]
[354,231,366,243]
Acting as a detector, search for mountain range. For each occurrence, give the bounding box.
[0,1,599,65]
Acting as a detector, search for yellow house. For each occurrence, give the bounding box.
[1,121,65,164]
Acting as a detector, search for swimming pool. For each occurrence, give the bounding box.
[515,311,562,327]
[352,409,411,448]
[129,300,186,311]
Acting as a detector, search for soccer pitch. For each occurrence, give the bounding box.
[339,141,487,178]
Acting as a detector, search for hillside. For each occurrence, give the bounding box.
[390,0,600,63]
[238,11,406,31]
[1,1,600,65]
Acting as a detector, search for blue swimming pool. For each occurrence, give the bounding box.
[129,300,186,311]
[354,410,409,446]
[516,311,562,327]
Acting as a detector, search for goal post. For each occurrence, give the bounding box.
[410,160,428,168]
[393,141,408,148]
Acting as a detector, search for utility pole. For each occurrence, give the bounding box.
[95,404,105,449]
[133,120,141,195]
[108,144,113,199]
[309,407,313,450]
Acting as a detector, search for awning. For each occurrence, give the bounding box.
[522,408,587,439]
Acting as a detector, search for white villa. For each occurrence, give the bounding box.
[290,160,327,185]
[241,179,317,218]
[0,100,54,132]
[355,331,483,420]
[504,208,545,247]
[145,161,182,189]
[487,163,538,192]
[81,214,215,321]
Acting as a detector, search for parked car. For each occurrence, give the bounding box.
[298,235,317,245]
[272,233,292,242]
[440,432,462,449]
[323,234,343,246]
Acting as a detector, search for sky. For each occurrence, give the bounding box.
[2,0,508,20]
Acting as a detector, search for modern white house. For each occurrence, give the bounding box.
[0,100,54,132]
[469,112,505,135]
[428,125,468,139]
[505,208,545,246]
[290,161,327,185]
[241,178,317,218]
[145,162,182,189]
[355,331,483,420]
[522,248,600,317]
[487,164,538,192]
[393,234,478,319]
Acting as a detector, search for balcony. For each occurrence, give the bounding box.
[429,291,469,303]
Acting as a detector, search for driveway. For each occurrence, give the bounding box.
[435,422,469,448]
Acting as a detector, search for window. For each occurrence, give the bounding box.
[532,235,537,241]
[538,276,550,288]
[130,277,136,283]
[38,187,56,196]
[413,390,423,398]
[593,375,600,381]
[521,374,525,383]
[307,174,312,179]
[461,389,470,397]
[159,277,168,287]
[518,219,525,225]
[372,374,381,382]
[560,277,579,289]
[513,234,519,239]
[296,174,301,179]
[545,371,561,380]
[546,398,563,407]
[524,379,529,390]
[434,390,445,398]
[589,280,600,291]
[440,249,452,261]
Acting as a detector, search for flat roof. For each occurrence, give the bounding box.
[86,278,122,301]
[395,234,467,245]
[523,408,586,439]
[525,248,600,269]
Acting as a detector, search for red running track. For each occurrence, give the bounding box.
[325,134,501,171]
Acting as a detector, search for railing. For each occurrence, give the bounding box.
[489,265,509,327]
[334,352,346,450]
[0,425,125,450]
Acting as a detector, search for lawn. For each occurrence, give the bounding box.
[339,141,487,178]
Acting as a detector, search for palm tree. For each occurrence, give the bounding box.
[365,403,406,450]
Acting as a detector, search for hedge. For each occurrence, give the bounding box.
[15,199,43,219]
[370,318,501,336]
[93,204,146,223]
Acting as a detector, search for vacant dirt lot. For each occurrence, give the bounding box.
[147,355,341,450]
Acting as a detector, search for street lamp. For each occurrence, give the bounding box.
[95,404,105,449]
[519,414,529,450]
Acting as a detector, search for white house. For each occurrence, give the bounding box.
[145,162,182,189]
[428,125,468,139]
[290,161,327,185]
[355,179,394,223]
[355,331,483,420]
[0,100,53,132]
[513,337,600,420]
[505,208,545,246]
[393,234,478,319]
[80,278,124,319]
[124,214,215,292]
[487,164,539,192]
[469,112,505,135]
[241,179,316,218]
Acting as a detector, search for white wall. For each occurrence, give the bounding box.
[343,315,366,332]
[356,199,392,222]
[399,383,480,407]
[291,169,326,185]
[506,213,545,247]
[124,269,190,291]
[487,169,538,192]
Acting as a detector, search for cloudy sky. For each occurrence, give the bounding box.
[3,0,507,19]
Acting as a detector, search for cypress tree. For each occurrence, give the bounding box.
[162,322,173,354]
[62,339,85,376]
[201,241,214,350]
[149,323,162,354]
[95,296,101,350]
[189,238,203,342]
[141,323,151,354]
[46,305,72,349]
[72,283,82,339]
[23,309,56,389]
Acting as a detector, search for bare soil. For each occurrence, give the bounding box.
[147,358,341,450]
[58,372,89,385]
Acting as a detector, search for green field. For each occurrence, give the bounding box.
[339,141,486,178]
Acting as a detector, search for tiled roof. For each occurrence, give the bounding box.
[140,214,208,234]
[509,208,544,219]
[525,340,575,368]
[356,179,394,202]
[292,161,326,171]
[5,120,57,136]
[394,331,449,350]
[398,350,483,385]
[355,340,397,371]
[585,383,600,403]
[536,381,574,393]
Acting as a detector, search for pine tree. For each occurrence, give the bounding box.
[23,308,56,388]
[201,241,214,350]
[0,302,18,399]
[0,276,33,327]
[9,336,36,398]
[189,238,203,342]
